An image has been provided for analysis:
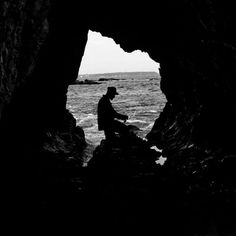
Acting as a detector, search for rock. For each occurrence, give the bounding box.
[71,79,101,85]
[98,77,119,81]
[88,126,160,176]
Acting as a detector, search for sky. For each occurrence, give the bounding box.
[78,30,160,75]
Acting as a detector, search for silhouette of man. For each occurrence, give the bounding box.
[97,87,129,141]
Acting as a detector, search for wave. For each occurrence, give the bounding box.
[85,124,98,130]
[141,122,154,132]
[77,113,96,121]
[126,119,147,124]
[67,72,166,145]
[77,114,97,128]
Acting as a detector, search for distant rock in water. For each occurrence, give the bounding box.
[71,79,101,85]
[98,77,120,81]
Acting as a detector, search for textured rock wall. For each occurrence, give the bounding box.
[0,1,89,223]
[0,0,49,119]
[0,1,88,158]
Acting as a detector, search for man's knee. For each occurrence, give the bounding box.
[113,120,127,131]
[104,129,115,140]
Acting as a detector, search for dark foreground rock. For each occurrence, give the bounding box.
[84,127,236,235]
[9,121,233,235]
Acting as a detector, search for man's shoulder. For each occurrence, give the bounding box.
[99,95,109,103]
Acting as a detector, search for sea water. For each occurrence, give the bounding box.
[66,72,166,146]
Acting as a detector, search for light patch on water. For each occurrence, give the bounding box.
[143,122,154,130]
[73,115,80,120]
[77,114,97,127]
[150,146,167,166]
[79,113,96,121]
[85,124,98,130]
[126,119,147,124]
[155,156,167,165]
[150,145,162,153]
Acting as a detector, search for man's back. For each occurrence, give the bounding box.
[97,95,115,131]
[97,87,128,140]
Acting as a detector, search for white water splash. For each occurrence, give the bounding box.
[150,146,167,166]
[155,156,167,166]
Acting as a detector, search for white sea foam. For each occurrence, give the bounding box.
[85,124,98,130]
[78,114,96,123]
[84,113,96,119]
[143,122,154,130]
[127,119,147,124]
[150,146,167,165]
[155,156,167,165]
[150,145,162,152]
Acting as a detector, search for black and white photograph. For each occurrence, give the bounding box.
[1,1,235,235]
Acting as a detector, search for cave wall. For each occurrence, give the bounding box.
[0,1,89,216]
[0,0,49,119]
[0,0,88,156]
[0,1,236,172]
[1,1,236,157]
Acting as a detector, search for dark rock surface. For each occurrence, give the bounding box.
[98,77,120,81]
[71,79,101,85]
[0,1,236,234]
[87,129,235,235]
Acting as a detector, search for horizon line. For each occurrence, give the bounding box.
[78,70,159,76]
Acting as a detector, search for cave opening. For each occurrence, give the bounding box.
[66,30,166,146]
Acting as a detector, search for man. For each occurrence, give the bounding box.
[97,87,129,141]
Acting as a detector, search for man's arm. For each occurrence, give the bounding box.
[105,97,128,121]
[114,111,128,121]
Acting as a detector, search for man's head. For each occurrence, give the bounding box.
[106,87,119,100]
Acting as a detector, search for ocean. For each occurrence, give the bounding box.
[66,72,166,146]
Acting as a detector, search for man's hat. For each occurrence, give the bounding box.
[107,86,119,95]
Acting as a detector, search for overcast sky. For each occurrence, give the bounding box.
[79,30,160,75]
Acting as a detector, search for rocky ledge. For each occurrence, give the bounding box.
[84,124,236,235]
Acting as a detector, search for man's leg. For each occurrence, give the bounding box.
[104,129,116,142]
[104,120,129,142]
[112,120,129,137]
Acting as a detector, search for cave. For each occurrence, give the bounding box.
[66,29,165,146]
[1,1,236,234]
